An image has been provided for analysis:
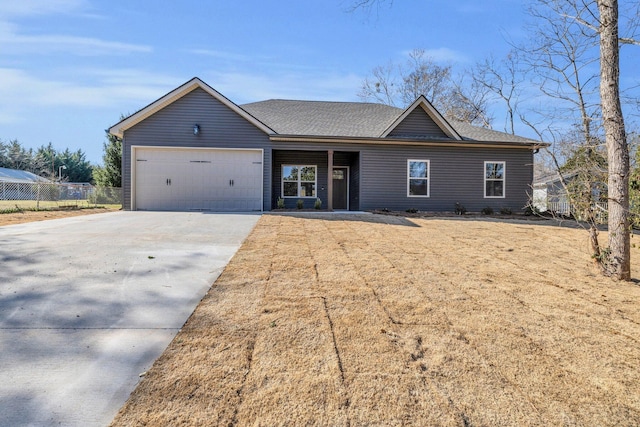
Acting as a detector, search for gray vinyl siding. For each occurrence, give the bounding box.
[388,108,449,138]
[272,148,361,210]
[271,142,533,212]
[121,84,533,212]
[359,145,533,212]
[121,87,272,210]
[273,151,328,209]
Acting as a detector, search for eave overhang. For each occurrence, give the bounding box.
[269,134,550,150]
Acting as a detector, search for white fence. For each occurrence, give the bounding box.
[547,201,572,216]
[547,200,608,222]
[0,181,121,210]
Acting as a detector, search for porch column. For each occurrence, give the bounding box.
[327,150,333,210]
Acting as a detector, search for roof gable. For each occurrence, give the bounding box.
[386,106,449,139]
[108,77,274,138]
[381,96,462,140]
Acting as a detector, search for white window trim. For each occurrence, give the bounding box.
[282,164,317,198]
[407,159,430,198]
[484,161,506,198]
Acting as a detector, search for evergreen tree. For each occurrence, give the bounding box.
[93,132,122,187]
[0,139,93,182]
[58,148,93,182]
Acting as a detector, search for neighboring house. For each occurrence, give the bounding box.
[533,172,570,213]
[0,166,51,201]
[108,77,546,212]
[533,170,607,216]
[0,167,49,183]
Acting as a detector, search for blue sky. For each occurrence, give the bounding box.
[0,0,541,164]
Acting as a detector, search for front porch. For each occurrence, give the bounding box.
[272,149,360,210]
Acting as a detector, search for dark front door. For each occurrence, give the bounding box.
[332,167,348,210]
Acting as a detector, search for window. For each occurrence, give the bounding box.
[484,161,505,198]
[408,160,430,197]
[282,165,316,198]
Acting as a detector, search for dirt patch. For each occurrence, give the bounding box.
[110,213,640,426]
[0,208,119,226]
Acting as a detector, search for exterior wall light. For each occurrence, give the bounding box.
[193,124,200,135]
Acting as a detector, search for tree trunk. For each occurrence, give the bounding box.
[598,0,631,280]
[589,225,605,272]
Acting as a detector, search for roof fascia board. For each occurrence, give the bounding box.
[270,135,548,150]
[380,95,463,140]
[108,77,275,138]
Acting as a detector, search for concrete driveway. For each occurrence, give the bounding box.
[0,211,260,426]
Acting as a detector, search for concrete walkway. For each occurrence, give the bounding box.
[0,211,260,426]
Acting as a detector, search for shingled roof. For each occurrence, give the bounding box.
[0,166,50,183]
[449,120,537,144]
[241,99,538,144]
[241,100,400,138]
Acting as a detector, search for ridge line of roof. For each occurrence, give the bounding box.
[241,99,402,107]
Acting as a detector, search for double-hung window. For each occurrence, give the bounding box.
[484,161,505,198]
[282,165,316,198]
[407,160,430,197]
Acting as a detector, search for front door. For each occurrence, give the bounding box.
[332,167,348,210]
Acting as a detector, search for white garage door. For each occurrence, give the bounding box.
[134,148,263,211]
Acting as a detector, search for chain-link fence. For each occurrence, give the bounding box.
[0,181,122,211]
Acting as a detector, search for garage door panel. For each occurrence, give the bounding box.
[134,148,262,211]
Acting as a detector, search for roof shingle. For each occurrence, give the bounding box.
[241,100,400,138]
[241,99,537,144]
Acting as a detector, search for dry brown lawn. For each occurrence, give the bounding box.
[110,213,640,426]
[0,207,119,226]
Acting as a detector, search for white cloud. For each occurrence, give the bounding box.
[203,70,363,103]
[0,110,23,125]
[0,22,151,56]
[0,65,366,123]
[0,68,181,121]
[187,49,255,62]
[423,47,470,63]
[0,0,147,57]
[0,0,86,17]
[84,68,183,87]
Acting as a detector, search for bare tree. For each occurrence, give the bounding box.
[519,0,621,275]
[523,0,637,279]
[472,50,524,135]
[598,0,631,279]
[352,0,638,279]
[358,49,492,126]
[447,76,493,127]
[523,0,602,145]
[358,49,452,108]
[399,49,453,108]
[358,62,398,106]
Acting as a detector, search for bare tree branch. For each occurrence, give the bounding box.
[358,49,492,126]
